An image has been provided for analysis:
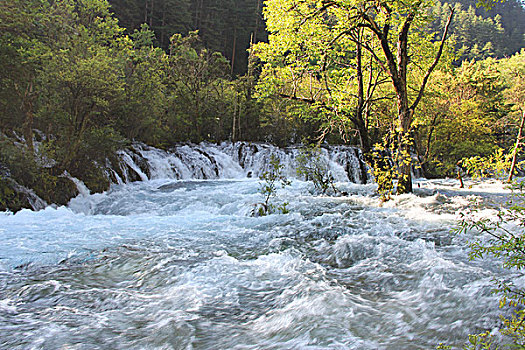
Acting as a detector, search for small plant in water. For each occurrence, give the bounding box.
[296,145,337,195]
[254,154,291,216]
[371,145,394,201]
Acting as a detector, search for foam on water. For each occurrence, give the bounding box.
[117,142,372,184]
[0,177,517,349]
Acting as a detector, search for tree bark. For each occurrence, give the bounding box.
[253,0,261,43]
[354,34,372,155]
[21,82,34,155]
[508,109,525,183]
[230,27,237,76]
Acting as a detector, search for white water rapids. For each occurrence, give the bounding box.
[0,143,519,349]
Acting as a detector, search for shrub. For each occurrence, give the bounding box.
[296,145,337,195]
[455,180,525,348]
[254,154,290,216]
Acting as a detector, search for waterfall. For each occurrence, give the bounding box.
[67,175,91,197]
[115,142,372,184]
[10,181,47,211]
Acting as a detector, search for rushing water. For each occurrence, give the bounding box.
[0,143,516,349]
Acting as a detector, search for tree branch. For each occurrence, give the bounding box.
[410,6,454,112]
[398,11,416,85]
[279,93,322,106]
[348,33,390,77]
[299,0,337,25]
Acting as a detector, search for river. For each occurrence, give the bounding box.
[0,143,515,349]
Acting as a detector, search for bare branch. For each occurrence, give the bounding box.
[364,69,387,106]
[300,0,337,25]
[347,33,389,76]
[410,6,455,111]
[278,93,337,115]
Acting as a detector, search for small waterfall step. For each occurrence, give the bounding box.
[116,141,372,184]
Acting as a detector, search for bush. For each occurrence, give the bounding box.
[296,145,337,195]
[0,135,79,209]
[254,154,290,216]
[455,180,525,348]
[460,148,518,180]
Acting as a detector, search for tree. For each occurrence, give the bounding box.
[454,0,525,57]
[36,0,126,174]
[414,58,507,177]
[255,0,454,193]
[296,145,337,195]
[0,0,61,152]
[165,32,230,142]
[190,0,265,75]
[108,0,192,48]
[499,50,525,182]
[0,0,132,201]
[254,16,386,154]
[352,0,454,193]
[255,154,290,216]
[429,2,506,62]
[115,24,169,146]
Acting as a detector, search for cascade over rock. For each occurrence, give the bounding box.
[0,177,47,212]
[116,142,372,184]
[1,142,372,212]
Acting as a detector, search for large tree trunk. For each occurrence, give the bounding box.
[396,126,413,193]
[361,5,453,194]
[396,90,413,194]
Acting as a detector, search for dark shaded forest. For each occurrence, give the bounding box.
[109,0,267,75]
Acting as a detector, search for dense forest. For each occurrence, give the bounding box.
[0,0,524,207]
[109,0,267,74]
